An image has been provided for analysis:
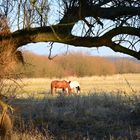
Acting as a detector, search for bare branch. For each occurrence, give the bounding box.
[48,42,57,60]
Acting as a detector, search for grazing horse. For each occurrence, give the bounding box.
[51,80,72,95]
[69,81,81,93]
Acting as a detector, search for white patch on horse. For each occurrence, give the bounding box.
[69,81,81,93]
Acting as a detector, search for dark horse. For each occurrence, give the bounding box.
[51,80,72,95]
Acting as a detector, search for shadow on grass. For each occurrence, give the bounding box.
[11,92,140,140]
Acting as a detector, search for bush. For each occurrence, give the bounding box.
[13,52,140,78]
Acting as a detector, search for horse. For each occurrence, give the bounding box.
[69,81,81,93]
[51,80,72,95]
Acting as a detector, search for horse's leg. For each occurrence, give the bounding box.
[51,84,54,95]
[51,87,54,95]
[76,87,78,93]
[63,88,68,95]
[76,86,80,94]
[63,88,65,93]
[51,87,56,95]
[66,88,69,94]
[51,88,53,95]
[55,88,57,94]
[62,88,65,93]
[67,87,72,95]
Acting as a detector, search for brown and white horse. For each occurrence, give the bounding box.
[51,80,72,95]
[69,81,81,93]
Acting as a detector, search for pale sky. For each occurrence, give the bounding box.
[21,42,130,58]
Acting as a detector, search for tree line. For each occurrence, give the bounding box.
[13,52,140,78]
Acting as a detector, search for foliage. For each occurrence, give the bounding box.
[13,52,140,78]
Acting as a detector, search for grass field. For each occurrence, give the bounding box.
[5,73,140,98]
[1,74,140,140]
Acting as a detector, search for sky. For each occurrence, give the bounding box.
[21,42,130,58]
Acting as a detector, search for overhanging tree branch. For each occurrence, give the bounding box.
[108,42,140,60]
[0,25,139,59]
[0,0,140,60]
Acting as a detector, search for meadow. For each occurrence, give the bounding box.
[1,74,140,140]
[6,73,140,97]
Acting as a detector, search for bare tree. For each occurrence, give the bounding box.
[0,0,139,60]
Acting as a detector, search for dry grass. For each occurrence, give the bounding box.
[10,129,53,140]
[3,74,140,98]
[1,74,140,139]
[10,91,140,140]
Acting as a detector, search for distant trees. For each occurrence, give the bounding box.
[14,52,140,78]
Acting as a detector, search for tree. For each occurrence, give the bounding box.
[0,0,139,63]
